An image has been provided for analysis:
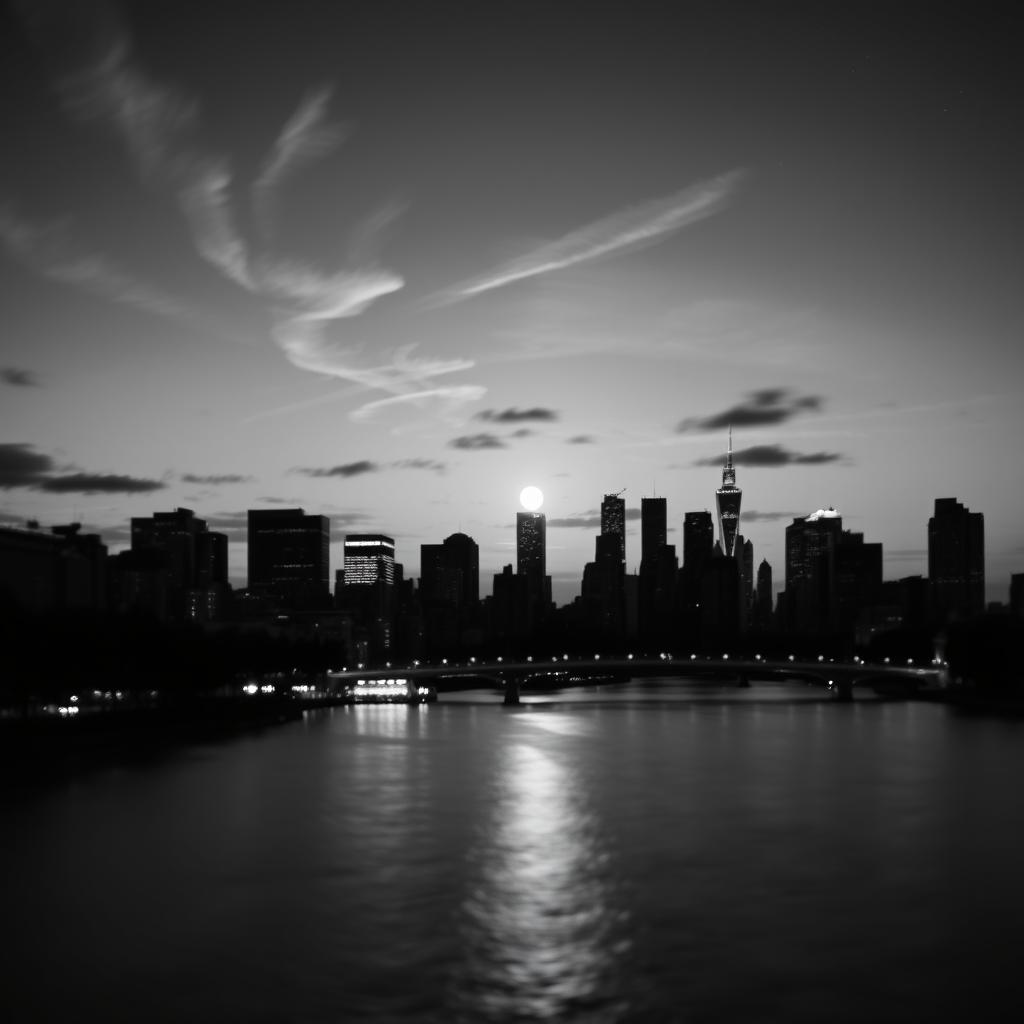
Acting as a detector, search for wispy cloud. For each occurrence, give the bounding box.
[566,434,594,445]
[740,509,806,522]
[449,433,506,450]
[679,389,823,432]
[694,444,843,468]
[349,384,486,423]
[252,87,348,241]
[549,507,641,528]
[393,458,446,473]
[0,204,195,321]
[1,367,39,388]
[434,170,744,304]
[181,473,253,485]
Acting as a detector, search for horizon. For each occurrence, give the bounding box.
[2,2,1021,609]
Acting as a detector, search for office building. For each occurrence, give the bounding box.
[928,498,984,621]
[783,508,843,634]
[516,512,548,614]
[248,508,330,608]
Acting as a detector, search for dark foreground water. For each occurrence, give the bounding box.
[4,679,1024,1022]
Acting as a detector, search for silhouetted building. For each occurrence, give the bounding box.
[491,564,533,644]
[601,493,626,564]
[715,429,742,558]
[683,511,714,575]
[420,532,480,654]
[1011,574,1024,618]
[640,497,667,568]
[699,550,742,646]
[248,508,330,609]
[738,534,754,610]
[0,523,107,613]
[834,531,882,633]
[516,511,549,616]
[639,497,670,641]
[928,498,984,621]
[755,558,773,629]
[580,529,626,640]
[783,507,843,634]
[130,507,228,620]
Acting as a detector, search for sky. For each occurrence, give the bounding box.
[1,0,1022,605]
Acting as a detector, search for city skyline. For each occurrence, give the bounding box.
[2,2,1022,605]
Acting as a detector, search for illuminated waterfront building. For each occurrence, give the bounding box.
[343,534,396,586]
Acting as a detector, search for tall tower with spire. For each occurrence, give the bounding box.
[715,427,742,558]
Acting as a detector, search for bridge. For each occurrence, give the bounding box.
[326,654,944,704]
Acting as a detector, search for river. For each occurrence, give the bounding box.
[4,679,1023,1022]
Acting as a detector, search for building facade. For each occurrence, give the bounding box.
[248,508,330,609]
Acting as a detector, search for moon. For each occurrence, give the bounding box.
[519,485,544,511]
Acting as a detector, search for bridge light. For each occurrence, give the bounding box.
[594,654,600,660]
[723,654,729,660]
[627,653,634,660]
[442,659,448,665]
[818,655,824,662]
[497,656,503,663]
[788,655,795,662]
[691,654,697,661]
[883,657,890,664]
[526,656,533,662]
[563,654,569,661]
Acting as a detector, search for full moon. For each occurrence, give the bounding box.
[519,486,544,512]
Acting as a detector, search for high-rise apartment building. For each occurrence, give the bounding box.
[516,511,547,612]
[600,493,626,565]
[715,429,742,558]
[248,508,330,608]
[928,497,984,620]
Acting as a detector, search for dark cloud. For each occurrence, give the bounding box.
[566,435,594,444]
[2,367,39,387]
[695,444,843,468]
[510,428,533,439]
[393,458,446,473]
[38,473,166,494]
[476,407,558,424]
[0,443,54,488]
[298,461,378,478]
[449,433,506,450]
[182,473,253,485]
[678,389,822,432]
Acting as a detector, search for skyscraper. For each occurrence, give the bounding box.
[928,498,984,620]
[640,497,667,570]
[516,511,547,612]
[343,534,396,586]
[601,492,626,564]
[248,508,330,608]
[683,511,714,574]
[715,428,742,558]
[783,507,843,633]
